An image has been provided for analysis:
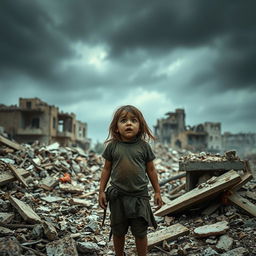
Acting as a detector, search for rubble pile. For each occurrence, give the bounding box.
[0,137,255,255]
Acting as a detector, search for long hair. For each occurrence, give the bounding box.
[105,105,155,143]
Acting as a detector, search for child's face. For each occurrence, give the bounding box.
[116,111,140,141]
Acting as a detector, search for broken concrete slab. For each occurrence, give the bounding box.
[180,160,245,172]
[9,195,41,224]
[147,223,189,248]
[38,175,59,191]
[216,234,233,252]
[76,241,100,254]
[193,221,229,237]
[155,170,241,216]
[46,235,78,256]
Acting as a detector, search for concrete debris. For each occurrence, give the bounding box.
[46,235,78,256]
[193,221,229,237]
[221,246,248,256]
[0,137,255,255]
[216,234,234,252]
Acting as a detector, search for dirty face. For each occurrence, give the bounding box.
[117,111,140,141]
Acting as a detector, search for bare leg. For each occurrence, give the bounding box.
[113,234,125,256]
[135,236,147,256]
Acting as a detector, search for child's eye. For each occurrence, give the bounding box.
[132,119,138,123]
[120,119,126,123]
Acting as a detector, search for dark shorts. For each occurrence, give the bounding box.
[111,217,148,238]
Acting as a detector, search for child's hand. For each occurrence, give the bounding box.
[154,192,163,211]
[98,191,107,209]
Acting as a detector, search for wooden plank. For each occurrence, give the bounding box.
[0,135,24,151]
[228,192,256,217]
[7,164,28,187]
[0,168,30,186]
[231,172,253,191]
[155,170,241,216]
[179,161,244,171]
[9,196,41,224]
[148,223,189,248]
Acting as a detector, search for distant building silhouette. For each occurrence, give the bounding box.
[0,98,90,149]
[154,109,255,156]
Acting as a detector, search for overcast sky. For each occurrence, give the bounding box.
[0,0,255,143]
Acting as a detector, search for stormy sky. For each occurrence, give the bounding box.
[0,0,255,143]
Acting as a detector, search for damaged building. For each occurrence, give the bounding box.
[154,109,222,153]
[0,98,90,150]
[222,132,256,157]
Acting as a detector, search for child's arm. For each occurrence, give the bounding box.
[146,160,163,209]
[98,159,112,209]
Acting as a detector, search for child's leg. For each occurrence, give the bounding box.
[113,234,125,256]
[135,236,147,256]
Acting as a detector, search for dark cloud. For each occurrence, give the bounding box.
[0,0,255,142]
[0,0,72,81]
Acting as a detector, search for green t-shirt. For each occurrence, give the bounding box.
[102,138,155,192]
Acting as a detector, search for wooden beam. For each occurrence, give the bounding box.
[9,196,41,224]
[0,168,30,186]
[0,135,24,151]
[7,164,28,188]
[228,192,256,217]
[155,170,241,216]
[148,223,189,248]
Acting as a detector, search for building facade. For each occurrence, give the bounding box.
[222,132,256,157]
[154,109,186,145]
[154,109,222,153]
[0,98,90,150]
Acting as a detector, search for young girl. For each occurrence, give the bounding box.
[98,105,163,256]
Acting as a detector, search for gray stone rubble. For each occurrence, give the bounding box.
[0,141,255,255]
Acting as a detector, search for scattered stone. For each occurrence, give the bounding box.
[194,221,229,237]
[216,234,233,252]
[76,241,100,254]
[9,195,41,224]
[43,221,58,241]
[220,246,248,256]
[46,235,78,256]
[202,247,219,256]
[0,237,22,256]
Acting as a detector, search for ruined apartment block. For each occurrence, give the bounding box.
[154,109,222,153]
[154,109,186,145]
[222,132,256,157]
[0,98,90,149]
